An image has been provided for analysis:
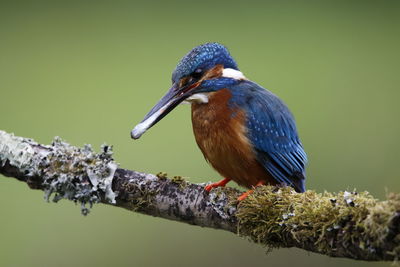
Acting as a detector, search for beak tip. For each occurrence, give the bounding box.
[130,127,142,140]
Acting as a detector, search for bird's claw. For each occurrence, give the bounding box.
[204,178,231,192]
[204,184,215,192]
[237,190,253,201]
[237,180,265,201]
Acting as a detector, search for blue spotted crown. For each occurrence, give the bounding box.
[172,43,239,83]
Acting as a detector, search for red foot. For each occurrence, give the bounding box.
[205,178,231,192]
[237,181,265,201]
[238,190,253,201]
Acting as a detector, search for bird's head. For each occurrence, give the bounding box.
[131,42,245,139]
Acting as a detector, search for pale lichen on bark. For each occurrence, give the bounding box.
[0,130,399,262]
[0,130,117,215]
[0,131,43,172]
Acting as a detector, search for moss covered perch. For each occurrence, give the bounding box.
[0,130,399,261]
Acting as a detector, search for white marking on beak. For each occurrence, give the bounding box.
[182,93,209,104]
[131,100,172,139]
[222,68,246,80]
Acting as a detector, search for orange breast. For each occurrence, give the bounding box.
[191,89,275,188]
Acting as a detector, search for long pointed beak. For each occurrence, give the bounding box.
[131,83,194,139]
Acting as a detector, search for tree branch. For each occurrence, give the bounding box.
[0,130,399,261]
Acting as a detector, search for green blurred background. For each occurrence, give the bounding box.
[0,1,399,266]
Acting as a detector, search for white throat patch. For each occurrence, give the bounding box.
[182,93,209,104]
[222,68,246,80]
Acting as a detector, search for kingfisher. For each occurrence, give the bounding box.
[131,43,307,200]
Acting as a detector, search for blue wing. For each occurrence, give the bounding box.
[230,81,307,192]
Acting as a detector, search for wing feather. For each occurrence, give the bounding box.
[230,81,307,192]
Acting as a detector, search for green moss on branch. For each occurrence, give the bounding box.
[236,186,400,261]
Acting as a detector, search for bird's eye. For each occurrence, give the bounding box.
[191,68,203,80]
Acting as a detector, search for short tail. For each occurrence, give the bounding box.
[291,172,306,193]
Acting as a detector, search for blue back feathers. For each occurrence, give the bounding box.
[172,43,238,83]
[229,81,307,192]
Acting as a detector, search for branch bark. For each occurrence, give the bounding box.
[0,130,399,261]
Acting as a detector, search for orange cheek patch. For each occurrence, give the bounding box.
[178,77,189,88]
[202,64,224,81]
[178,64,223,90]
[187,82,200,91]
